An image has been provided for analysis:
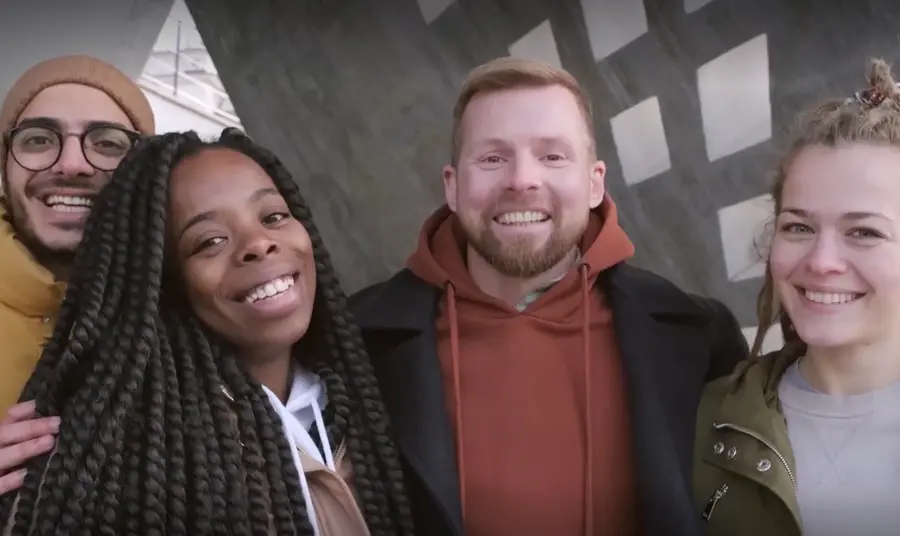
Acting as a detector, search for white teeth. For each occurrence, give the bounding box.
[495,211,549,225]
[274,278,289,292]
[44,195,93,212]
[803,290,861,305]
[244,275,295,303]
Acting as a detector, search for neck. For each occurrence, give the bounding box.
[800,339,900,395]
[15,230,73,282]
[466,245,578,307]
[35,254,70,282]
[3,203,71,281]
[241,346,294,402]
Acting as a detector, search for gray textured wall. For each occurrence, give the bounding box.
[0,0,173,97]
[185,0,900,341]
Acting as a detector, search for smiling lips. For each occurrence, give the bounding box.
[242,274,297,303]
[494,210,549,225]
[43,194,94,213]
[800,288,864,305]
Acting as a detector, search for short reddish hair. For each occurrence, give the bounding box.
[450,57,595,164]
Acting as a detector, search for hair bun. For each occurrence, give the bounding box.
[847,59,900,108]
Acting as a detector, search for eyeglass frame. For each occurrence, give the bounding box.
[2,120,142,173]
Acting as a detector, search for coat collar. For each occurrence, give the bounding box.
[353,263,712,333]
[715,350,798,432]
[0,205,64,317]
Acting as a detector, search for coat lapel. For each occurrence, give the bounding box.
[353,270,464,536]
[603,264,717,535]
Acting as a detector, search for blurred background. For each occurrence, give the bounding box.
[4,0,898,350]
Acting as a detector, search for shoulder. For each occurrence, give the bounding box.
[608,264,730,319]
[609,265,742,338]
[348,269,419,314]
[607,265,748,379]
[696,352,786,451]
[348,278,389,312]
[348,269,440,334]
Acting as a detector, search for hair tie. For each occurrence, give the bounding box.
[845,82,900,107]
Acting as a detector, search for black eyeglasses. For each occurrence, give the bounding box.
[3,124,141,172]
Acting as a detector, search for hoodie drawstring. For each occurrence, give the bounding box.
[579,264,594,536]
[262,380,334,536]
[446,266,595,535]
[446,282,466,522]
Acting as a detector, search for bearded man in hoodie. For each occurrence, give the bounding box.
[350,57,749,536]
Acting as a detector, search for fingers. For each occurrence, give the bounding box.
[0,401,38,425]
[0,435,55,474]
[0,401,59,493]
[0,468,26,495]
[0,416,60,448]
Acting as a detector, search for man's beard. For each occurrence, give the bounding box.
[461,213,584,279]
[3,194,78,270]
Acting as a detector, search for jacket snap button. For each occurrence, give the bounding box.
[727,447,737,459]
[756,459,772,472]
[713,442,724,455]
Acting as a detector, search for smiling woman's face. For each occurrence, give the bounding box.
[166,147,316,355]
[770,143,900,351]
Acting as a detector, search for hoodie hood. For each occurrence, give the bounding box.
[407,194,635,297]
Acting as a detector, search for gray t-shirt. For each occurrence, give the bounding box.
[778,362,900,535]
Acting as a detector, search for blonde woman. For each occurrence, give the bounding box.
[694,58,900,536]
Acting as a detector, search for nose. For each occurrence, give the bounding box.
[804,235,847,275]
[51,136,94,177]
[505,156,541,192]
[239,235,280,263]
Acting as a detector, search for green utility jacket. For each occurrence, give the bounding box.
[693,349,803,536]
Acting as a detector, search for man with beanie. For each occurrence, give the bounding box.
[0,55,155,493]
[351,57,748,536]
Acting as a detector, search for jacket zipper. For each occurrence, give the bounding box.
[713,422,796,494]
[701,484,728,521]
[333,437,347,464]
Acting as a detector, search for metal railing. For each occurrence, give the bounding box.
[139,20,241,126]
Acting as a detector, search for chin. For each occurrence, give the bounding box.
[228,327,310,358]
[264,320,313,348]
[32,228,85,252]
[792,323,862,349]
[41,237,83,253]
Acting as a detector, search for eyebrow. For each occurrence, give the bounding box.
[177,187,280,241]
[15,116,131,131]
[474,135,573,146]
[781,207,890,221]
[534,135,575,146]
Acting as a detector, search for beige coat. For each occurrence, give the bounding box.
[300,446,370,536]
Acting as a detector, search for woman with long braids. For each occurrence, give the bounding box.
[0,127,415,535]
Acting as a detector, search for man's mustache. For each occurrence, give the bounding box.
[24,176,101,197]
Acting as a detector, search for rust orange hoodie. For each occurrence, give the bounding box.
[407,197,639,536]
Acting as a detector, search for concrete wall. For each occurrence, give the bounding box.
[0,0,173,97]
[185,0,900,346]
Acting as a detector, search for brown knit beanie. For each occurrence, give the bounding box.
[0,54,156,176]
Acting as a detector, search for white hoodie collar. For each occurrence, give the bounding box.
[261,365,332,536]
